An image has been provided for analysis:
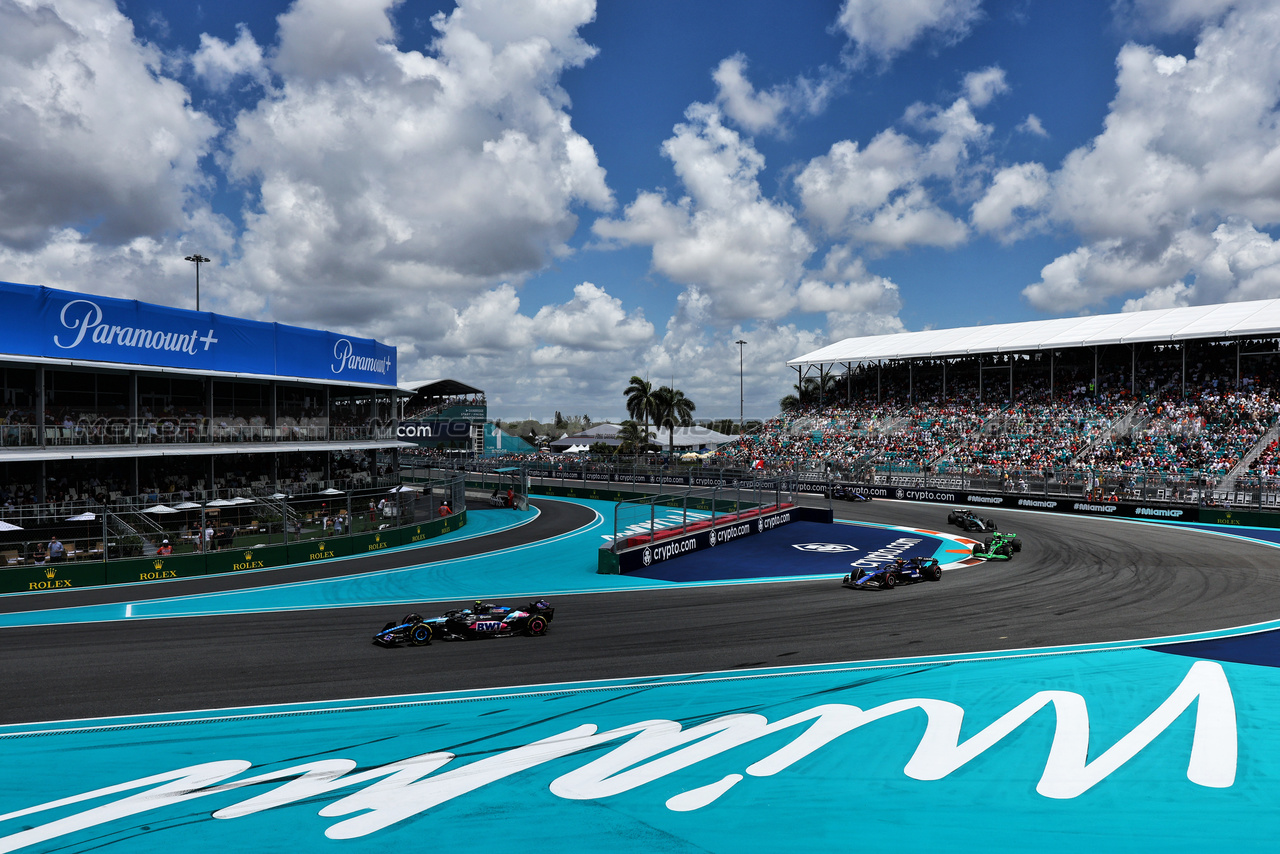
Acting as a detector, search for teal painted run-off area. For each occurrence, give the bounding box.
[0,499,969,627]
[1,498,1278,852]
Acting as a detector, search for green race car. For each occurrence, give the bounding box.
[971,531,1022,560]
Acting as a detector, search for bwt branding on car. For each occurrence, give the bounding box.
[1073,502,1118,514]
[1134,507,1187,519]
[1018,498,1058,509]
[966,495,1004,505]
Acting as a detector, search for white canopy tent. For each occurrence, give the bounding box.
[787,297,1280,402]
[790,299,1280,368]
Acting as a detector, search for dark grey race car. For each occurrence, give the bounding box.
[374,599,554,646]
[947,508,998,532]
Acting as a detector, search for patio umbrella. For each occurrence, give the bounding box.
[230,496,255,504]
[172,502,202,510]
[205,499,237,507]
[270,493,288,500]
[141,504,178,514]
[0,520,22,531]
[388,485,418,492]
[66,511,99,549]
[319,488,344,495]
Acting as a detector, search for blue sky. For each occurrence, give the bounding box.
[0,0,1275,420]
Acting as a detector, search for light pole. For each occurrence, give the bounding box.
[735,339,747,436]
[184,254,210,310]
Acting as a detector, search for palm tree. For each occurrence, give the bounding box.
[616,420,649,458]
[652,385,696,458]
[780,375,841,411]
[624,376,658,451]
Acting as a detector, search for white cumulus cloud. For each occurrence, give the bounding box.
[592,101,813,321]
[0,0,217,249]
[1024,2,1280,311]
[835,0,983,66]
[226,0,613,336]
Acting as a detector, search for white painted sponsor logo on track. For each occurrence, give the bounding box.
[792,543,859,553]
[0,661,1235,848]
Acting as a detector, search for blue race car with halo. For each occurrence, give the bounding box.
[842,557,942,590]
[373,599,554,646]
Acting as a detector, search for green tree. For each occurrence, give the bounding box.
[652,385,696,458]
[624,376,658,450]
[616,420,650,458]
[779,376,840,411]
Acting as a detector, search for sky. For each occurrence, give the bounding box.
[1,0,1278,421]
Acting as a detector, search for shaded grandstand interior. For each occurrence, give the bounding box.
[1,367,399,448]
[400,378,485,421]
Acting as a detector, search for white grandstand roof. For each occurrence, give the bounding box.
[789,299,1280,367]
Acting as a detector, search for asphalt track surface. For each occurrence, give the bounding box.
[3,497,1280,725]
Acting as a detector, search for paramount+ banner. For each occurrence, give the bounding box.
[0,280,397,386]
[839,481,1197,522]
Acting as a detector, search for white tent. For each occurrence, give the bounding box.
[790,297,1280,368]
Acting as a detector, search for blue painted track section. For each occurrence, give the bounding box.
[629,519,943,581]
[1,498,1278,851]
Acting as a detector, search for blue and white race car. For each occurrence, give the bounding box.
[842,557,942,590]
[373,599,554,646]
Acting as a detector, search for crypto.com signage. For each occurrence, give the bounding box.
[0,280,396,386]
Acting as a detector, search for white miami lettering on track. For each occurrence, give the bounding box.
[0,661,1235,848]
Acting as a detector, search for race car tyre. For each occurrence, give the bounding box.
[972,543,984,557]
[403,613,423,626]
[1000,545,1013,558]
[928,565,942,581]
[526,615,549,636]
[882,572,896,589]
[409,623,433,645]
[1013,540,1022,552]
[986,519,997,530]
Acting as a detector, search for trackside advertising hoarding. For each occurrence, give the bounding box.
[396,420,473,443]
[0,280,397,386]
[832,481,1204,522]
[605,506,831,574]
[533,470,756,488]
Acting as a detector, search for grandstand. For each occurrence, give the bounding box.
[724,300,1280,506]
[0,279,406,506]
[0,280,476,589]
